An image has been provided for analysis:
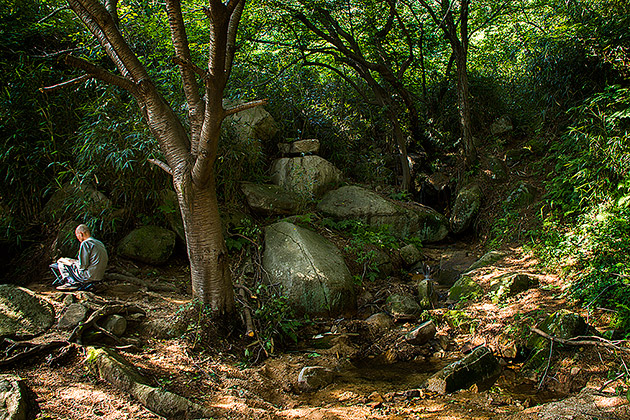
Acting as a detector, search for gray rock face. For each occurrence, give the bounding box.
[271,156,342,198]
[278,139,320,156]
[57,303,88,331]
[0,375,28,420]
[527,310,588,351]
[227,104,278,143]
[117,226,175,265]
[318,186,448,243]
[86,347,209,418]
[405,320,437,346]
[450,184,482,235]
[490,273,539,303]
[297,366,335,392]
[0,285,55,339]
[240,182,303,215]
[424,346,501,394]
[385,294,422,319]
[262,222,356,316]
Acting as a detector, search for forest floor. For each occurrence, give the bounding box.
[9,241,630,420]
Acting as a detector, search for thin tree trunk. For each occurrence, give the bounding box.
[455,49,476,165]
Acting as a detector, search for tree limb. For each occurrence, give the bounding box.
[148,158,173,175]
[40,74,91,93]
[224,99,269,117]
[64,55,138,94]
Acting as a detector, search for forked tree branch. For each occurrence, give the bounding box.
[64,55,138,94]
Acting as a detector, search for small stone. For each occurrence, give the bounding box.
[103,314,127,337]
[365,312,395,332]
[399,244,422,267]
[405,320,437,346]
[297,366,335,392]
[57,303,88,331]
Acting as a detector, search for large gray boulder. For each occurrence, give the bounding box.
[117,226,175,265]
[297,366,335,392]
[262,222,356,316]
[41,183,111,222]
[450,184,482,235]
[424,346,501,394]
[226,104,278,143]
[317,185,448,243]
[270,156,342,198]
[0,375,28,420]
[0,285,55,339]
[240,182,304,215]
[51,220,81,260]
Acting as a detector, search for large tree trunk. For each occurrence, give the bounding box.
[176,172,234,314]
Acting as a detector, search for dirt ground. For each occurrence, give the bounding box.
[6,242,629,420]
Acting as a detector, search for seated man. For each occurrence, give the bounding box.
[52,224,108,291]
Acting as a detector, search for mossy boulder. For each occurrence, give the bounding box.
[490,273,539,303]
[424,346,502,394]
[270,156,342,199]
[117,226,176,265]
[487,157,508,181]
[0,285,55,339]
[385,294,423,319]
[448,275,482,302]
[527,310,588,351]
[450,184,482,235]
[465,251,507,273]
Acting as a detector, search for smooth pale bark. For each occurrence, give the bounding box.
[61,0,246,315]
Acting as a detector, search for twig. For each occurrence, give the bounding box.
[531,328,630,354]
[538,339,553,390]
[40,74,90,92]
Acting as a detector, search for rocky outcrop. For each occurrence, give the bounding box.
[318,185,448,243]
[117,226,176,265]
[240,182,304,215]
[450,184,482,235]
[262,222,356,316]
[41,183,111,222]
[270,156,342,198]
[226,103,278,143]
[464,251,507,273]
[399,244,422,267]
[0,285,55,339]
[505,182,535,208]
[490,116,513,135]
[424,346,501,394]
